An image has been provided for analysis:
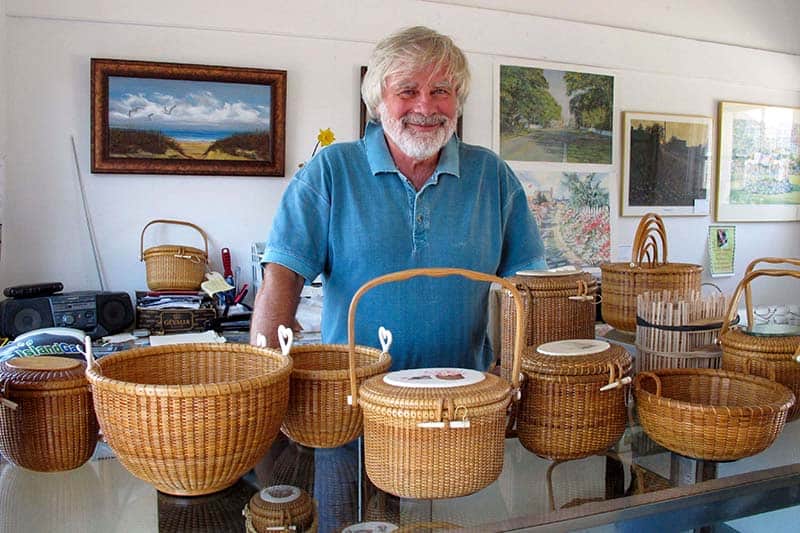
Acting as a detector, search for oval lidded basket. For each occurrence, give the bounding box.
[600,213,702,332]
[0,356,99,472]
[356,268,525,499]
[517,339,631,460]
[85,342,292,496]
[499,268,597,381]
[140,219,209,291]
[719,261,800,421]
[243,484,317,533]
[634,368,794,461]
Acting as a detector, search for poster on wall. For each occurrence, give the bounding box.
[496,63,614,165]
[707,224,736,277]
[513,167,611,268]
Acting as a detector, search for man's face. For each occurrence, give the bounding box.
[379,67,458,161]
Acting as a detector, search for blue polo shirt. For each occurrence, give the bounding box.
[264,121,545,370]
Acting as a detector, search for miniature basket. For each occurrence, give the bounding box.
[719,266,800,421]
[500,269,597,381]
[356,268,525,499]
[243,485,317,533]
[600,213,702,332]
[517,340,632,460]
[0,356,99,472]
[634,368,794,461]
[140,219,209,290]
[84,341,292,496]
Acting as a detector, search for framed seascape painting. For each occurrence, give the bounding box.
[621,112,712,216]
[716,101,800,222]
[91,59,286,176]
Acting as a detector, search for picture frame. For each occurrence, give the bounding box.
[716,101,800,222]
[621,111,712,216]
[91,58,286,176]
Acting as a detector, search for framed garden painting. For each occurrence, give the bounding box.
[716,101,800,222]
[621,112,712,216]
[91,58,286,176]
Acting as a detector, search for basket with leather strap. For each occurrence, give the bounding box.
[600,213,702,332]
[634,368,794,461]
[719,262,800,421]
[243,485,318,533]
[499,269,597,381]
[140,219,209,290]
[356,268,525,499]
[517,339,631,460]
[0,356,99,472]
[84,341,292,496]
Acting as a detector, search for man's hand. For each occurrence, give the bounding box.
[249,263,305,347]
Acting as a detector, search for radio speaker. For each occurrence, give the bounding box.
[0,298,54,337]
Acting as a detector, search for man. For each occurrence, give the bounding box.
[251,26,545,371]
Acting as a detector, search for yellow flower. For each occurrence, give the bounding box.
[317,128,335,147]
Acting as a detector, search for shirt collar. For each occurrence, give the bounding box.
[364,120,461,180]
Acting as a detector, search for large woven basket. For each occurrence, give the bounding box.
[500,269,597,381]
[356,268,525,499]
[517,340,632,460]
[140,219,209,290]
[0,356,99,472]
[634,368,794,461]
[719,264,800,421]
[600,213,702,332]
[85,342,292,496]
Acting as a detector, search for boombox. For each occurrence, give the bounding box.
[0,291,134,339]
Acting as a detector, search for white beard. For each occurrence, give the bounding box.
[378,103,457,161]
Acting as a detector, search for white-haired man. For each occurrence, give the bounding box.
[251,26,546,371]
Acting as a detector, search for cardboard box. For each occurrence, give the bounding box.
[136,306,217,335]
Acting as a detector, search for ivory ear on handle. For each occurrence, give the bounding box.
[277,325,293,357]
[255,333,267,348]
[600,376,632,392]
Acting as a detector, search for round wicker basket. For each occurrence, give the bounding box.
[85,342,291,496]
[140,219,209,291]
[517,340,632,460]
[0,356,99,471]
[243,484,317,533]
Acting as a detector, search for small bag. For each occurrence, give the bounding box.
[140,219,208,290]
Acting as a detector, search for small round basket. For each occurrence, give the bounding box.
[85,342,292,496]
[517,340,631,460]
[0,356,99,472]
[243,484,317,533]
[140,219,209,291]
[356,268,524,499]
[634,368,795,461]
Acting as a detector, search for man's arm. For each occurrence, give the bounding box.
[249,263,306,347]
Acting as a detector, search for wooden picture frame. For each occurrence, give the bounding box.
[621,111,712,216]
[91,58,286,176]
[716,101,800,222]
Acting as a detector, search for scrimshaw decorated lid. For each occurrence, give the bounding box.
[523,340,631,376]
[0,356,89,391]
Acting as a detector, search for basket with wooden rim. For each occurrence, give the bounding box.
[600,213,702,332]
[140,219,209,290]
[0,356,99,472]
[719,262,800,421]
[354,268,525,499]
[516,339,632,460]
[243,484,318,533]
[499,268,597,381]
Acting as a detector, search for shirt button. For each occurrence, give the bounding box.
[417,215,423,222]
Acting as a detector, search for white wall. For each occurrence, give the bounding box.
[1,0,798,306]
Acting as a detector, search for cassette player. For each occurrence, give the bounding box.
[51,293,100,330]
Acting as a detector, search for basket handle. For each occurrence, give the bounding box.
[567,279,599,303]
[630,213,668,267]
[719,268,800,338]
[346,267,526,407]
[80,335,99,376]
[633,371,661,397]
[0,379,18,411]
[600,361,632,392]
[743,258,800,329]
[139,219,209,261]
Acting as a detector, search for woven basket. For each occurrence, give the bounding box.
[517,340,632,460]
[356,268,525,499]
[0,356,99,472]
[500,270,597,381]
[600,213,702,332]
[719,266,800,421]
[85,342,292,496]
[634,368,794,461]
[243,485,318,533]
[140,219,209,291]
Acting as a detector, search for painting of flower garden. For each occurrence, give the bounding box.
[514,168,611,267]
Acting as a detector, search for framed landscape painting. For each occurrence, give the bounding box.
[716,101,800,221]
[621,112,712,216]
[91,58,286,176]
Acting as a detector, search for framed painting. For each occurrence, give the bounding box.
[716,101,800,221]
[621,112,712,216]
[496,63,614,165]
[91,58,286,176]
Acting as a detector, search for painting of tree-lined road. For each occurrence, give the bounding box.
[500,66,613,164]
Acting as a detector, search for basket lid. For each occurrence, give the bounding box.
[342,522,398,533]
[507,270,596,292]
[382,368,485,388]
[142,244,207,259]
[523,340,631,376]
[248,484,314,527]
[0,356,88,390]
